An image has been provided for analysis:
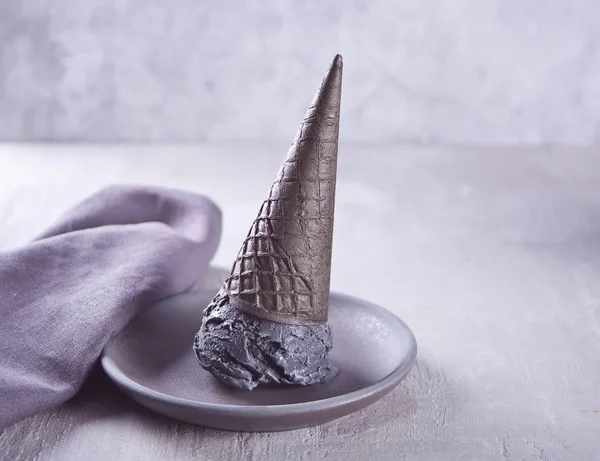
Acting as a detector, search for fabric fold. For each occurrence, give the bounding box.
[0,185,221,430]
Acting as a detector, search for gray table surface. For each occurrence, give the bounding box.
[0,144,599,460]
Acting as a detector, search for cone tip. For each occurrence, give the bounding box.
[332,54,343,67]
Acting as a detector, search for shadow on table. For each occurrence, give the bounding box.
[0,357,457,461]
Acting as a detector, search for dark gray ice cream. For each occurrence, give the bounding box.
[194,290,337,390]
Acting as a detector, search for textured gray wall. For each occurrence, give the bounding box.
[1,1,599,145]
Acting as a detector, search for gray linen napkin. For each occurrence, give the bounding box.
[0,185,221,430]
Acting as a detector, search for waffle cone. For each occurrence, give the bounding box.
[223,55,343,325]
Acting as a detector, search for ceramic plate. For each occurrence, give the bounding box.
[101,289,417,432]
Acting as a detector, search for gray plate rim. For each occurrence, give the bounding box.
[101,290,417,417]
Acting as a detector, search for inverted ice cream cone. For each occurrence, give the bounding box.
[223,55,343,326]
[195,55,343,390]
